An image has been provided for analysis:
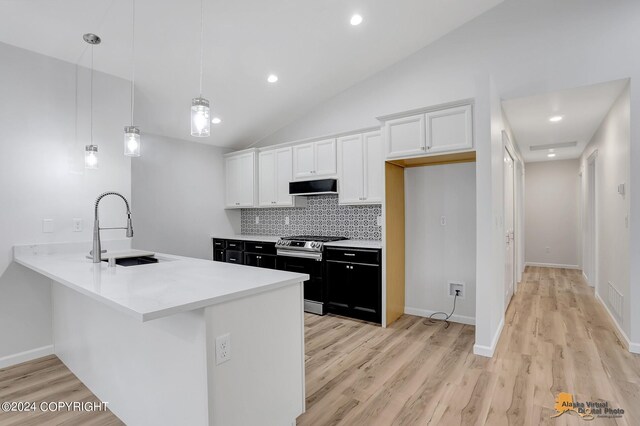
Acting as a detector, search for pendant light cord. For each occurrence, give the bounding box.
[90,44,94,145]
[199,0,204,96]
[130,0,136,126]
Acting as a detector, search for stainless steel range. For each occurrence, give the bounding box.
[275,235,347,314]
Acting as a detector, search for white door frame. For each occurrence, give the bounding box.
[585,150,598,287]
[503,137,516,310]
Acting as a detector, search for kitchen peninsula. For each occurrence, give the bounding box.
[13,240,308,426]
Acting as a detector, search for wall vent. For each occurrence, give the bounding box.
[607,281,623,319]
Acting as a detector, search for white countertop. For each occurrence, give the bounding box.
[324,240,383,249]
[213,234,280,243]
[14,241,308,322]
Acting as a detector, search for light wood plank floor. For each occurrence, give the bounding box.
[297,267,640,425]
[1,267,639,425]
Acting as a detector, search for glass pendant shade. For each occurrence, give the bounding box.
[191,97,210,137]
[124,126,141,157]
[85,145,98,169]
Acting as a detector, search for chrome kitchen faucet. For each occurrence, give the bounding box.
[92,192,133,263]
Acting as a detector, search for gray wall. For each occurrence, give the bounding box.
[524,160,580,267]
[0,42,132,363]
[131,134,239,260]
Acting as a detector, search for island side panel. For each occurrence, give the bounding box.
[52,282,210,426]
[205,282,305,426]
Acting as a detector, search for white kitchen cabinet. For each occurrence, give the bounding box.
[259,147,306,207]
[225,150,257,208]
[426,104,473,153]
[337,130,383,205]
[363,131,383,203]
[383,103,473,159]
[337,134,364,204]
[292,138,336,180]
[384,114,426,159]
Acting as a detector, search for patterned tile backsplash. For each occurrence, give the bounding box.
[241,195,382,240]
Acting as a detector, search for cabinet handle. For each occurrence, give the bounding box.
[257,256,261,259]
[230,258,236,261]
[344,253,355,257]
[255,246,262,249]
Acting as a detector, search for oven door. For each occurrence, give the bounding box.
[276,250,325,315]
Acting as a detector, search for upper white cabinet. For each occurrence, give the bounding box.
[385,114,426,158]
[426,104,473,153]
[337,130,383,205]
[383,103,473,159]
[259,147,306,207]
[225,150,257,209]
[292,138,337,180]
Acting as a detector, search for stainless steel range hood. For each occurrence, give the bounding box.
[289,179,338,196]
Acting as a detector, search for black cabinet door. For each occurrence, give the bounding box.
[350,263,382,323]
[326,261,352,315]
[245,253,276,269]
[277,256,324,303]
[214,249,226,262]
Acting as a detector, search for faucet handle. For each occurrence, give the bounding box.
[89,249,108,255]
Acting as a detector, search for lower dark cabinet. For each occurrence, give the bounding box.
[244,253,276,269]
[325,248,381,324]
[214,249,225,262]
[225,250,244,264]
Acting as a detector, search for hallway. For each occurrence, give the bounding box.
[299,266,640,425]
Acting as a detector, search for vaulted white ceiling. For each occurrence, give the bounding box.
[0,0,502,148]
[502,79,628,163]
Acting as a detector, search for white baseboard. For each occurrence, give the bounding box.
[525,262,580,270]
[404,307,475,325]
[473,317,505,358]
[0,345,54,369]
[594,291,639,354]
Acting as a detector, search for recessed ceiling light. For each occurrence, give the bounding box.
[548,153,556,158]
[350,14,363,26]
[549,115,563,122]
[212,117,222,124]
[267,74,278,83]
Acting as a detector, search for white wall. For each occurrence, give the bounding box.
[404,163,476,323]
[251,0,640,353]
[525,160,580,268]
[0,42,132,363]
[131,134,239,260]
[580,85,631,340]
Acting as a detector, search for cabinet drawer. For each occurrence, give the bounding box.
[325,248,380,265]
[225,250,244,264]
[226,240,245,251]
[244,241,276,255]
[213,239,226,249]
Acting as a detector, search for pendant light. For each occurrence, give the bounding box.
[124,0,141,156]
[84,33,101,169]
[191,0,210,137]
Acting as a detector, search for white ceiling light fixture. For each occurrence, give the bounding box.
[548,153,556,158]
[83,33,101,169]
[124,0,141,157]
[350,14,363,26]
[212,117,222,124]
[549,115,563,122]
[267,74,278,83]
[191,0,210,137]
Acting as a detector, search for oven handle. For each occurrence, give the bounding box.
[277,249,323,261]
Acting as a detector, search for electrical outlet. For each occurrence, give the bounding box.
[42,219,54,233]
[545,247,551,253]
[215,333,231,365]
[73,218,83,232]
[255,216,259,225]
[376,216,383,227]
[285,216,290,225]
[448,282,465,299]
[440,216,446,226]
